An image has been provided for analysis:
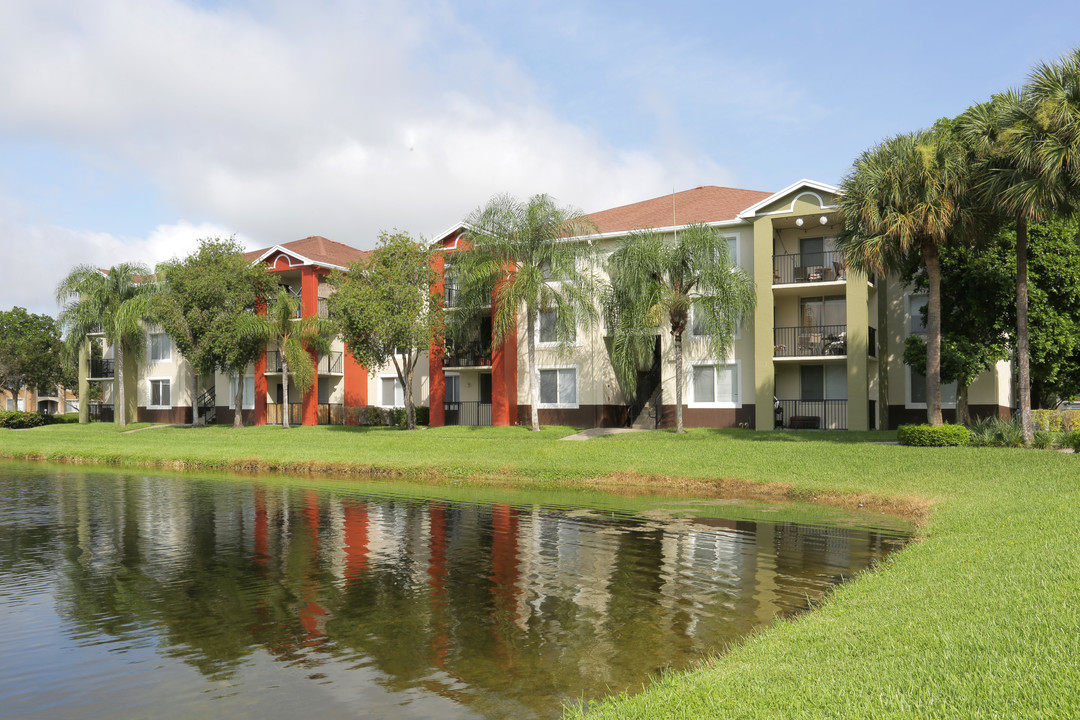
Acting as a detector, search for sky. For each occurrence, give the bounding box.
[2,0,1079,317]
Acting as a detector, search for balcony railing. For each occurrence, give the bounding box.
[266,403,303,426]
[775,399,847,430]
[774,325,847,358]
[318,297,329,319]
[773,251,845,285]
[89,358,115,378]
[266,351,282,372]
[319,351,343,374]
[442,346,491,368]
[444,284,458,308]
[89,403,114,423]
[444,401,492,426]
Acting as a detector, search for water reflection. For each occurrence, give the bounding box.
[0,465,907,719]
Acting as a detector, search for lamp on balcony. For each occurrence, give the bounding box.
[819,216,828,225]
[795,217,804,227]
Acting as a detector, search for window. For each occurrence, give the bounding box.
[689,301,740,339]
[148,379,171,409]
[538,309,576,345]
[909,295,927,334]
[909,368,957,408]
[445,374,460,403]
[801,364,847,401]
[149,333,171,362]
[539,367,577,407]
[381,376,404,407]
[229,375,255,410]
[690,362,740,406]
[726,236,738,267]
[444,269,458,308]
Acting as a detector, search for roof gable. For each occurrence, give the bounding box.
[244,236,370,270]
[737,179,840,219]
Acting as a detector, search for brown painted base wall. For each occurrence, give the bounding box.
[517,404,756,429]
[214,407,256,426]
[137,406,192,424]
[887,404,1012,429]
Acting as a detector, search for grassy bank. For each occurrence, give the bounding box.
[2,423,1079,717]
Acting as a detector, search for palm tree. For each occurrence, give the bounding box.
[604,223,756,434]
[958,49,1080,443]
[837,130,971,426]
[56,263,156,426]
[451,193,599,432]
[261,287,333,428]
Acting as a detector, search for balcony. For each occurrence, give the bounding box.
[774,325,847,358]
[89,358,115,379]
[442,343,491,368]
[265,351,343,374]
[774,399,848,430]
[773,251,845,285]
[444,401,492,426]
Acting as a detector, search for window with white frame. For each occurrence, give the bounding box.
[149,333,171,362]
[538,309,576,345]
[908,367,958,408]
[538,367,577,407]
[229,375,255,410]
[689,362,740,406]
[725,235,738,267]
[689,301,741,339]
[148,379,171,409]
[444,373,460,403]
[381,376,404,407]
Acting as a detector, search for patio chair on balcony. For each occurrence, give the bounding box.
[794,266,808,283]
[833,260,846,280]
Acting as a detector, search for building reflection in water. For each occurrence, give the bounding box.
[22,473,907,718]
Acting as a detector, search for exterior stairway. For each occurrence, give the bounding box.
[630,387,662,430]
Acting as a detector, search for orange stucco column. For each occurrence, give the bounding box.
[301,266,320,426]
[254,343,268,425]
[343,348,366,424]
[491,320,517,426]
[429,253,446,427]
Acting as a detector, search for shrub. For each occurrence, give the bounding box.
[1031,430,1058,450]
[969,416,1026,448]
[345,406,430,428]
[1063,429,1080,453]
[897,423,971,447]
[1031,408,1080,433]
[0,411,48,429]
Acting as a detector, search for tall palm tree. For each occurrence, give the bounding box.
[605,223,756,434]
[261,287,333,428]
[451,193,599,432]
[837,130,971,426]
[56,263,156,426]
[959,49,1080,443]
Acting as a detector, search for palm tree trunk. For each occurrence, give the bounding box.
[1016,215,1033,445]
[923,242,943,426]
[527,307,540,432]
[191,367,202,427]
[233,372,244,428]
[673,331,685,434]
[116,340,126,427]
[282,357,291,429]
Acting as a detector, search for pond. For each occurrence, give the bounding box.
[0,462,910,719]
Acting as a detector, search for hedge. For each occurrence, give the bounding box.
[345,405,430,428]
[897,423,971,447]
[0,411,48,429]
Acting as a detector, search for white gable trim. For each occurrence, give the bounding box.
[251,245,347,271]
[737,179,841,219]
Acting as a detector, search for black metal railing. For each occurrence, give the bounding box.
[318,297,329,319]
[774,325,847,358]
[197,387,216,425]
[444,284,458,308]
[266,403,303,425]
[444,401,492,426]
[442,346,491,368]
[773,251,845,284]
[266,351,282,372]
[319,352,343,374]
[868,326,877,358]
[775,399,848,430]
[89,403,114,423]
[89,358,115,378]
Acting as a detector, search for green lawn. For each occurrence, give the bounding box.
[2,422,1079,718]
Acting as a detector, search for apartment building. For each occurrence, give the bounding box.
[81,236,429,426]
[78,180,1012,430]
[428,180,1013,431]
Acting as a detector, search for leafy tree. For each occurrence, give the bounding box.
[450,193,599,431]
[0,307,64,410]
[154,238,275,427]
[328,231,441,430]
[604,224,756,434]
[258,288,333,429]
[56,263,156,426]
[837,129,975,426]
[958,48,1080,442]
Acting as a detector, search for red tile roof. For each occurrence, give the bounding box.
[244,236,370,268]
[587,185,773,234]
